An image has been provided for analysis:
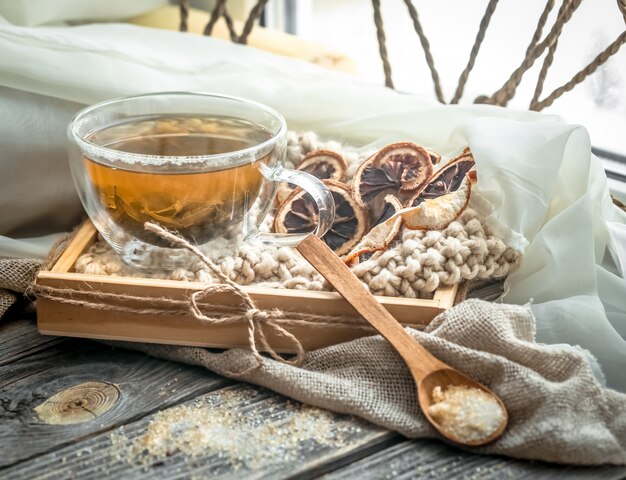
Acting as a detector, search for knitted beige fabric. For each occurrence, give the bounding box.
[73,132,521,299]
[74,208,517,298]
[122,299,626,466]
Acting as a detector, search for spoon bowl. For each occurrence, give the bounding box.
[418,368,508,446]
[297,234,508,447]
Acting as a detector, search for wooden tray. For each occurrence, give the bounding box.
[36,221,459,352]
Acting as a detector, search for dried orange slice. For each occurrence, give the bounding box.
[401,175,473,230]
[408,148,475,207]
[276,149,347,204]
[426,149,442,165]
[353,142,432,225]
[274,180,369,256]
[298,149,347,182]
[344,176,474,264]
[344,195,403,264]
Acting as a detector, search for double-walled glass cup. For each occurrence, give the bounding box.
[67,92,334,270]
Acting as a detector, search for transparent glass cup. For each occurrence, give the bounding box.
[67,92,335,271]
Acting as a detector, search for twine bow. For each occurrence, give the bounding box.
[144,222,305,376]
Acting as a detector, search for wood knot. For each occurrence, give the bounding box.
[34,381,120,425]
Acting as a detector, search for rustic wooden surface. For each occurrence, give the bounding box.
[1,310,625,479]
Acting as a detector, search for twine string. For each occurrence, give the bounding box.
[143,222,305,374]
[201,0,267,44]
[451,0,499,104]
[530,0,571,108]
[531,29,626,111]
[32,283,375,330]
[403,0,445,103]
[484,0,583,107]
[372,0,394,89]
[178,0,189,32]
[203,0,228,36]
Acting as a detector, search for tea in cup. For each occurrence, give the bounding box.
[68,93,334,270]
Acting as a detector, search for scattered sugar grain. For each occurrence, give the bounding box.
[108,388,360,470]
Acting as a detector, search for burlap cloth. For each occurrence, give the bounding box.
[0,258,40,317]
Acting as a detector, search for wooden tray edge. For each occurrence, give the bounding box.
[36,220,459,352]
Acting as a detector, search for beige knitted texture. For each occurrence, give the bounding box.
[122,299,626,466]
[74,132,520,298]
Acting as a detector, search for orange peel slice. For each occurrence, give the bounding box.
[274,180,368,256]
[344,176,473,264]
[408,148,475,207]
[426,149,442,165]
[344,195,404,264]
[298,149,347,182]
[353,142,433,225]
[401,175,473,230]
[276,149,348,205]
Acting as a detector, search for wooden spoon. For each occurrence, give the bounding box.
[296,234,508,446]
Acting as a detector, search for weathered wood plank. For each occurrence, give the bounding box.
[0,338,232,467]
[320,439,626,480]
[1,384,397,480]
[0,337,90,391]
[0,315,65,366]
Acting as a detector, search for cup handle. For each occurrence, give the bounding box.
[252,165,335,247]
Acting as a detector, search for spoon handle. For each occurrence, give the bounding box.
[297,234,446,381]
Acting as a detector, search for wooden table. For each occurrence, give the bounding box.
[1,306,624,479]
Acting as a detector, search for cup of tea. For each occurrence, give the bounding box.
[67,92,335,270]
